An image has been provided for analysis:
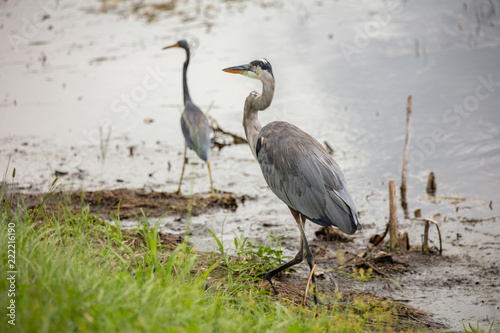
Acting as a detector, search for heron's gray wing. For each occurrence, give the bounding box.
[257,121,361,234]
[181,101,210,162]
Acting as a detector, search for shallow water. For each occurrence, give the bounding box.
[1,0,500,330]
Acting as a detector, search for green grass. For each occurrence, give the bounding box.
[462,321,496,333]
[0,183,434,333]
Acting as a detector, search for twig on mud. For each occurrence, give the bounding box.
[371,222,390,247]
[303,263,317,306]
[315,225,352,242]
[340,249,410,278]
[366,262,387,277]
[406,310,432,327]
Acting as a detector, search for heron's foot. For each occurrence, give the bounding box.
[267,280,279,295]
[174,188,182,196]
[253,272,279,295]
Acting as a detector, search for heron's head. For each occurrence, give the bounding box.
[162,39,189,51]
[222,58,274,80]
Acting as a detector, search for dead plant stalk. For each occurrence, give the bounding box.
[389,179,399,249]
[401,95,413,216]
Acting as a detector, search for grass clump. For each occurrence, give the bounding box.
[0,183,429,333]
[462,321,496,333]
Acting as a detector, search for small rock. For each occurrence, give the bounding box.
[54,170,69,176]
[314,270,325,278]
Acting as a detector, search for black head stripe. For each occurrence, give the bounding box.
[250,58,273,77]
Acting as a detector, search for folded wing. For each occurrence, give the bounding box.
[257,121,361,234]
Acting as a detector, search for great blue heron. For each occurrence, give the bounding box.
[163,40,215,197]
[223,59,362,301]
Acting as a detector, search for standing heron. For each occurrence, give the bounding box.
[163,40,215,197]
[223,59,361,300]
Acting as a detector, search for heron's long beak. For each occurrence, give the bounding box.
[222,64,253,75]
[162,42,179,50]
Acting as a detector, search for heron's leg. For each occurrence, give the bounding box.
[207,161,215,197]
[175,144,188,195]
[297,214,318,305]
[259,206,305,293]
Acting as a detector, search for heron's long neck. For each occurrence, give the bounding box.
[243,74,275,159]
[182,48,191,105]
[243,109,261,159]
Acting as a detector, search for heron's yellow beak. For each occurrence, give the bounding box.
[162,42,179,50]
[222,64,253,75]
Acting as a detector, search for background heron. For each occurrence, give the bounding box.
[163,40,215,197]
[223,59,362,301]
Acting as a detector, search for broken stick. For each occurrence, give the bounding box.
[426,172,436,195]
[423,218,442,254]
[401,95,413,217]
[423,220,430,252]
[389,179,399,249]
[303,264,317,307]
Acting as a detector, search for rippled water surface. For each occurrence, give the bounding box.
[2,0,499,216]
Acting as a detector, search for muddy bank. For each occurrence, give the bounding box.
[4,188,246,220]
[5,185,499,331]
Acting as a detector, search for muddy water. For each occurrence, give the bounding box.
[1,0,500,330]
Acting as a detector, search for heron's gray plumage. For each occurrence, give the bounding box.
[164,40,214,196]
[223,58,361,300]
[257,121,360,234]
[181,101,210,162]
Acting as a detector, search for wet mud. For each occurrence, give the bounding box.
[5,188,243,220]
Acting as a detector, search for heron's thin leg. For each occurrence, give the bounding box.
[260,206,305,293]
[207,161,215,197]
[175,144,188,195]
[297,214,318,305]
